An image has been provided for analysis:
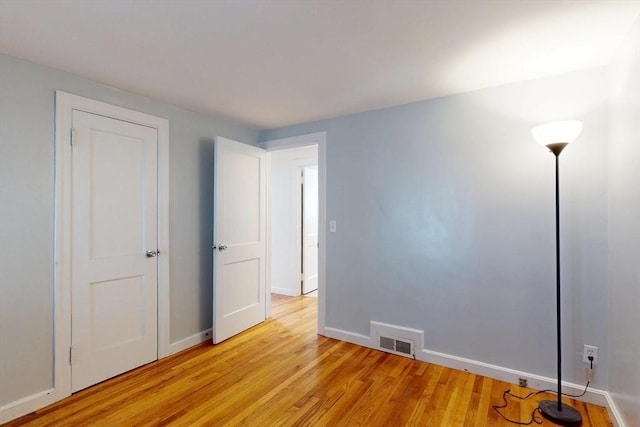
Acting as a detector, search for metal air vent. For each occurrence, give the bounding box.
[377,335,414,357]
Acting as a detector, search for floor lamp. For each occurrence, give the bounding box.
[531,120,583,425]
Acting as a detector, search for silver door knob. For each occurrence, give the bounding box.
[213,243,228,251]
[146,249,158,257]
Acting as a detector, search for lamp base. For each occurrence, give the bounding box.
[539,400,582,426]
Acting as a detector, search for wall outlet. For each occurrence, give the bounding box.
[518,377,528,387]
[583,345,598,365]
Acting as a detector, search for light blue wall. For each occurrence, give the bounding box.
[2,46,630,415]
[608,19,640,426]
[0,53,257,405]
[260,67,610,388]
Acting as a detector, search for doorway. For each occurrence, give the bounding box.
[54,91,170,403]
[267,145,317,297]
[262,132,326,334]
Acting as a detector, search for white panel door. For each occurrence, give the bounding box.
[213,137,266,343]
[302,166,319,294]
[71,110,158,392]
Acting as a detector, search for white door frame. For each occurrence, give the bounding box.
[53,92,170,402]
[261,132,326,335]
[296,167,304,296]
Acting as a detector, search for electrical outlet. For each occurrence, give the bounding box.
[583,345,598,365]
[518,377,528,388]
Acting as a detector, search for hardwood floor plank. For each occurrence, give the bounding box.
[4,295,612,427]
[441,370,475,426]
[470,376,492,427]
[405,363,443,425]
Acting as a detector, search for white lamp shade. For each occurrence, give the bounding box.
[531,120,583,146]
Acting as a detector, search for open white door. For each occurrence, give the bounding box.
[213,137,266,343]
[302,166,319,294]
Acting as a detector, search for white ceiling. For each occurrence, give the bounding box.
[1,0,638,129]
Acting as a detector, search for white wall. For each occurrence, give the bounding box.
[0,53,257,408]
[607,18,640,426]
[268,146,318,296]
[261,67,610,389]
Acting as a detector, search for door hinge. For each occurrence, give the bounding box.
[69,346,73,365]
[70,128,76,146]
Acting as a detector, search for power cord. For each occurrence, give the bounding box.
[491,356,593,425]
[492,390,544,425]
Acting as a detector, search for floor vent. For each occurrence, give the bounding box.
[378,335,414,358]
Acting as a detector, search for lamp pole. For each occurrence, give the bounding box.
[551,144,566,412]
[555,150,563,413]
[537,141,582,425]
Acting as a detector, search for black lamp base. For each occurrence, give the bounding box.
[539,400,582,426]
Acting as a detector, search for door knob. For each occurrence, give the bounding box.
[146,249,158,257]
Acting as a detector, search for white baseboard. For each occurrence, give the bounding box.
[168,328,212,355]
[0,388,59,424]
[604,392,627,427]
[1,330,213,424]
[271,287,297,296]
[417,347,608,406]
[324,325,621,422]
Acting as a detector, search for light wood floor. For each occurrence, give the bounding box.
[6,294,611,426]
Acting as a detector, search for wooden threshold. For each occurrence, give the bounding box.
[4,294,611,426]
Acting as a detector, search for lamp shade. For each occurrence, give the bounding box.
[531,120,583,146]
